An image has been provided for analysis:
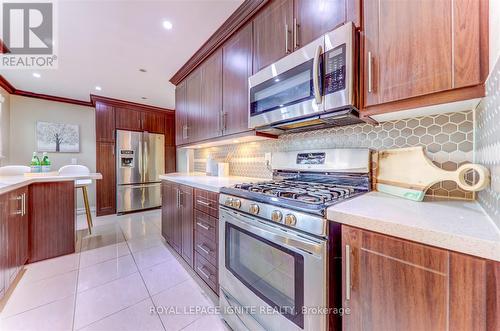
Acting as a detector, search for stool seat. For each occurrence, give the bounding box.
[0,165,31,176]
[76,179,92,187]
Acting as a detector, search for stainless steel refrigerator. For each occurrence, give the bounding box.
[116,130,164,213]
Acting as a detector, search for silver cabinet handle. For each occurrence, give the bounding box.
[196,222,210,231]
[285,24,291,54]
[182,125,189,139]
[196,200,211,207]
[367,51,373,93]
[22,193,26,216]
[176,188,180,208]
[293,18,299,49]
[313,44,323,105]
[197,267,211,280]
[345,244,351,301]
[197,244,211,255]
[13,195,23,215]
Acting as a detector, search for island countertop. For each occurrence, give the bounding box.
[0,173,102,195]
[327,191,500,261]
[160,172,267,193]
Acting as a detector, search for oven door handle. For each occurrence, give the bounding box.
[313,44,323,105]
[221,207,325,257]
[221,287,267,331]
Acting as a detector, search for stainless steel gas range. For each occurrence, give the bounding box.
[218,149,371,331]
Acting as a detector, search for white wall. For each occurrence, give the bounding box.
[0,87,11,166]
[490,0,500,72]
[9,95,96,209]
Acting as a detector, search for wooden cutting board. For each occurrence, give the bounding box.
[376,146,490,201]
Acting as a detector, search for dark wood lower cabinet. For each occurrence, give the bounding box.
[29,182,75,263]
[96,142,116,216]
[162,181,219,294]
[341,225,499,331]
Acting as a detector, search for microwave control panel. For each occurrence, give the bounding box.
[324,44,346,94]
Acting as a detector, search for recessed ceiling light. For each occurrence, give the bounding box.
[162,20,173,30]
[95,86,102,91]
[139,68,147,73]
[33,72,41,78]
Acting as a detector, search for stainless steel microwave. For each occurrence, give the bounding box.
[248,22,364,133]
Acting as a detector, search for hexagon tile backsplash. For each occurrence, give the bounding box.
[195,110,474,200]
[476,55,500,228]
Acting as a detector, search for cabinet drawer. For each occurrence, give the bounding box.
[194,210,217,241]
[194,231,217,266]
[194,189,219,218]
[194,251,218,293]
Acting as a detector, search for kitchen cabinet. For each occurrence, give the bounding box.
[175,81,188,145]
[341,225,499,331]
[96,142,116,216]
[95,102,115,143]
[142,111,166,134]
[222,23,253,136]
[29,182,75,263]
[0,193,6,300]
[7,187,28,285]
[161,181,193,267]
[252,0,293,73]
[200,49,223,141]
[185,68,202,144]
[362,0,487,115]
[115,107,143,131]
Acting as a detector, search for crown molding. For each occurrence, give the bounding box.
[90,94,174,113]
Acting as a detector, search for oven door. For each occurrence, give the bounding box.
[219,207,327,331]
[248,36,324,130]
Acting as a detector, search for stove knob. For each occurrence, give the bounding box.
[284,214,297,227]
[271,210,283,223]
[232,199,241,209]
[249,204,260,215]
[224,198,233,206]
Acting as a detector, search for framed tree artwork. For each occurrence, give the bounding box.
[36,121,80,153]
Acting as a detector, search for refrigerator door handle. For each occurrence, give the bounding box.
[137,135,143,182]
[143,131,149,182]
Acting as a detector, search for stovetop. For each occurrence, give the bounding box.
[220,173,370,216]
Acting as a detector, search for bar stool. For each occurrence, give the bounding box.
[0,165,31,176]
[58,165,93,234]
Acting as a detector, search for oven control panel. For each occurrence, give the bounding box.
[324,44,346,95]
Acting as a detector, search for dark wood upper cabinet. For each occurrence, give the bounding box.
[362,0,487,115]
[223,23,253,135]
[175,81,188,145]
[200,49,223,141]
[253,0,293,73]
[164,114,175,146]
[115,107,142,131]
[141,111,166,134]
[95,102,115,142]
[96,142,116,216]
[185,68,202,144]
[294,0,346,48]
[341,225,498,331]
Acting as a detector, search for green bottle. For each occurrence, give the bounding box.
[41,152,51,172]
[30,152,41,173]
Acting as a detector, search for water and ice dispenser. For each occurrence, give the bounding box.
[120,150,135,168]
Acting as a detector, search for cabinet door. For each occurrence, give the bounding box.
[200,49,223,141]
[115,107,142,131]
[253,0,293,73]
[142,111,166,134]
[161,181,176,244]
[165,146,176,174]
[175,81,188,145]
[342,226,449,331]
[18,187,29,266]
[7,189,22,283]
[164,114,175,146]
[294,0,346,48]
[223,23,252,135]
[0,193,7,299]
[96,142,116,216]
[363,0,452,107]
[185,68,202,143]
[179,185,194,267]
[95,102,115,143]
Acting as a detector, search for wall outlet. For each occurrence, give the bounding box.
[264,153,272,164]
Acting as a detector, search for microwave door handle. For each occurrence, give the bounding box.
[313,44,322,105]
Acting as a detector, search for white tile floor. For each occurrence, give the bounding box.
[0,210,228,331]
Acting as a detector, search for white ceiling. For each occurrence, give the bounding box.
[1,0,244,109]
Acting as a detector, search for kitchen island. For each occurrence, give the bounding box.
[0,172,102,301]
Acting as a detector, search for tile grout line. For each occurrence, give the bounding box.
[120,220,168,331]
[72,233,83,331]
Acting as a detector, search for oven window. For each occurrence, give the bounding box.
[250,58,322,117]
[225,222,304,328]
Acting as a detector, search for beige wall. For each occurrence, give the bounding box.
[9,95,96,209]
[0,87,11,166]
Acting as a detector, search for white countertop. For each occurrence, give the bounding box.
[0,173,102,195]
[327,191,500,261]
[160,172,267,193]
